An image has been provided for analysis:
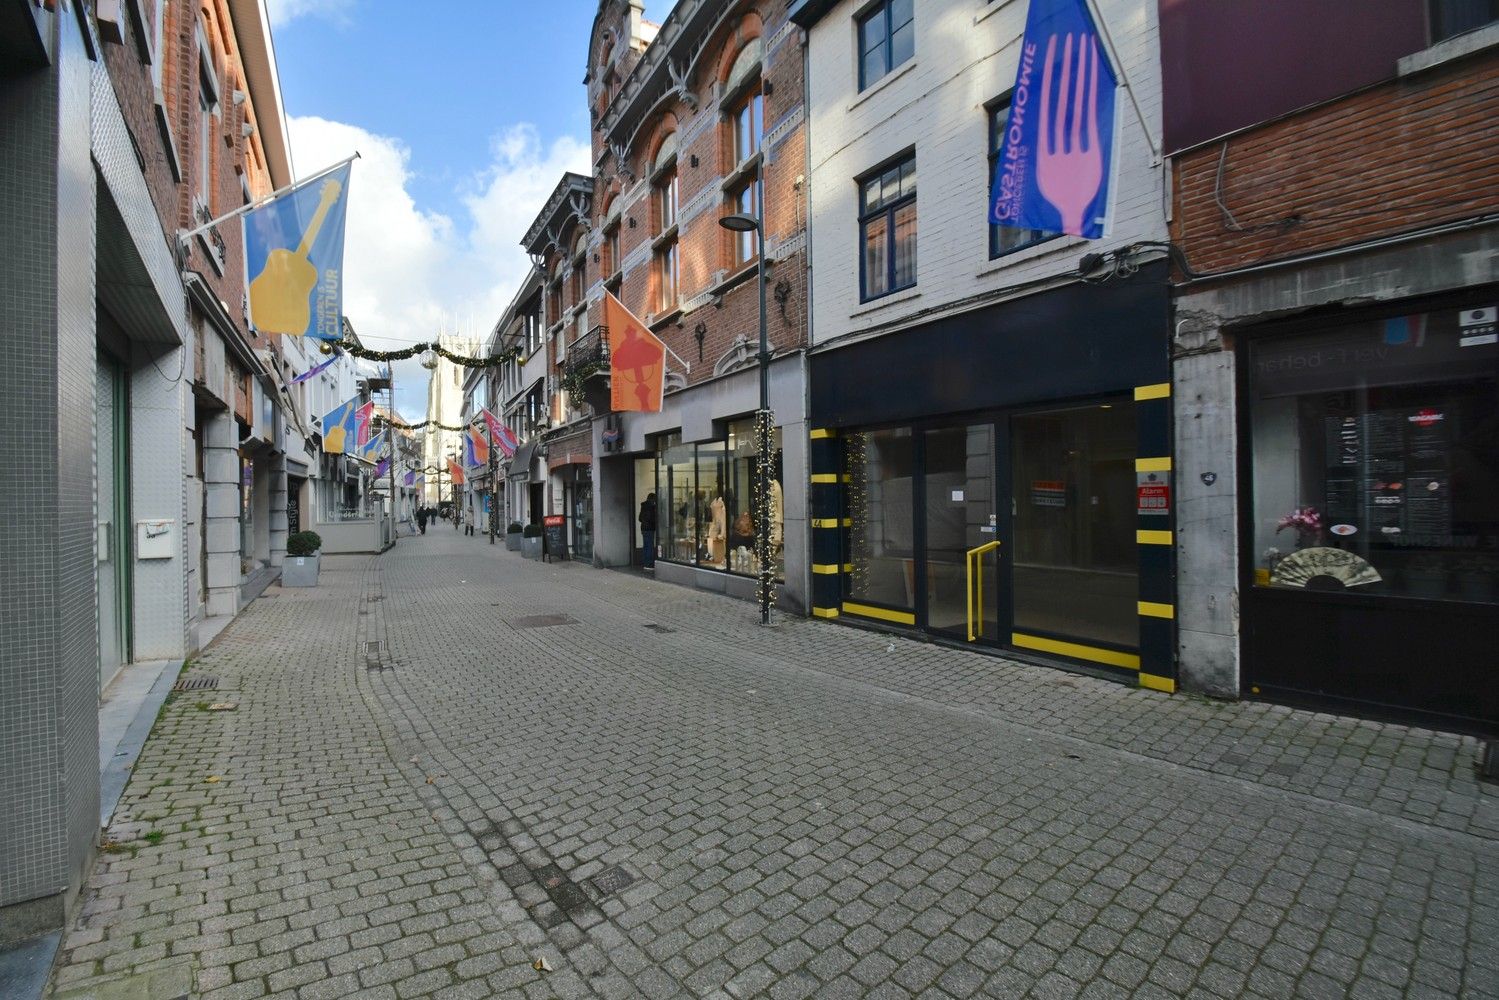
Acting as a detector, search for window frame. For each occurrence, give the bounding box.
[857,152,918,303]
[725,77,766,269]
[604,221,621,280]
[988,96,1057,260]
[856,0,915,92]
[653,153,680,313]
[730,82,764,169]
[1429,0,1499,43]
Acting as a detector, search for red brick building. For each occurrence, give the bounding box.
[1162,0,1499,733]
[528,0,812,609]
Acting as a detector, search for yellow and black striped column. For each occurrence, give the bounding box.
[1134,382,1177,693]
[808,428,844,619]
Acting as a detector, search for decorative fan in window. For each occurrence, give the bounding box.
[1270,547,1382,590]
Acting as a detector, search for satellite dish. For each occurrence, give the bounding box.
[1271,547,1382,590]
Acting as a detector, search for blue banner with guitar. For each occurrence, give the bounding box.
[244,161,352,340]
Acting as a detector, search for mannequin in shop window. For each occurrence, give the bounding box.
[769,450,784,569]
[708,492,728,568]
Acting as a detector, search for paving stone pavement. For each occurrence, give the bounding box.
[50,531,1499,999]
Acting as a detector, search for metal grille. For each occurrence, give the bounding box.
[366,640,386,655]
[513,614,579,629]
[173,675,219,692]
[590,865,636,897]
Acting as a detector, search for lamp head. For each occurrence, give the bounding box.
[718,213,759,233]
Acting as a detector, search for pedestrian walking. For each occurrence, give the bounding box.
[417,507,428,534]
[639,492,657,569]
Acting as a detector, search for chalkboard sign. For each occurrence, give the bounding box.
[543,514,567,561]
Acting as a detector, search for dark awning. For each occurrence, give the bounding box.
[507,440,539,480]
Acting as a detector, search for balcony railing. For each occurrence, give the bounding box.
[562,326,609,383]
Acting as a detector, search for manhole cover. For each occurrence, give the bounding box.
[513,615,579,629]
[590,865,635,896]
[643,623,675,634]
[366,640,386,654]
[173,675,219,692]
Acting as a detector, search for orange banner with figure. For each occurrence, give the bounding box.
[603,291,666,413]
[448,458,464,485]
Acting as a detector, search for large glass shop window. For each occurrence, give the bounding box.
[1249,307,1499,603]
[652,424,785,580]
[845,427,915,608]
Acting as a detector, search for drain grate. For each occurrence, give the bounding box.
[512,614,579,629]
[590,865,636,896]
[366,640,386,655]
[173,675,219,692]
[643,623,676,634]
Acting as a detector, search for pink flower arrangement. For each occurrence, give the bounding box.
[1277,506,1323,545]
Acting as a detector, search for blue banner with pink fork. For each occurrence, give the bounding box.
[989,0,1117,239]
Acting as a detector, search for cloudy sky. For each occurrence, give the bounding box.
[266,0,676,417]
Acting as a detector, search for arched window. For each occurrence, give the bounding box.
[602,196,622,287]
[652,135,680,312]
[724,41,765,267]
[571,230,587,307]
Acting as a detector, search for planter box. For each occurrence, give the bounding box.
[521,536,543,560]
[282,553,320,587]
[505,532,522,552]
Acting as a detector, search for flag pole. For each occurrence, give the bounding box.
[487,414,498,545]
[1082,0,1160,164]
[388,368,397,544]
[178,152,361,246]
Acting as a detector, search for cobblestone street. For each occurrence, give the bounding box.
[51,531,1498,1000]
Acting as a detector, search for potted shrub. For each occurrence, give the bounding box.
[521,523,543,560]
[505,521,523,552]
[282,530,323,587]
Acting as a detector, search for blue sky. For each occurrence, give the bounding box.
[265,0,677,415]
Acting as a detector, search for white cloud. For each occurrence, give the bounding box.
[265,0,354,27]
[286,116,590,418]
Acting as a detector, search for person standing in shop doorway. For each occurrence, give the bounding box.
[639,492,657,569]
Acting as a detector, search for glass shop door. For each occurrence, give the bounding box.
[921,424,1000,642]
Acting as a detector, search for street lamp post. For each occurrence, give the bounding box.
[449,453,460,530]
[487,418,498,545]
[719,211,772,625]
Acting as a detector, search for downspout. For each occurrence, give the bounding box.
[800,25,816,619]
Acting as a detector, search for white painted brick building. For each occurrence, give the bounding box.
[800,0,1166,343]
[792,0,1181,693]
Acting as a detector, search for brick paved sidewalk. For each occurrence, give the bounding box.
[49,531,1497,999]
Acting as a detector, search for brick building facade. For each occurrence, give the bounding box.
[0,0,296,946]
[575,0,812,609]
[1164,1,1499,733]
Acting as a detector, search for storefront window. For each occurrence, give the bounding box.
[727,418,784,579]
[658,433,696,564]
[695,440,728,568]
[1011,401,1138,649]
[845,427,914,608]
[652,422,785,580]
[1248,307,1499,603]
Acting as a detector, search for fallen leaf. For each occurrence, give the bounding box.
[532,956,553,973]
[205,776,220,783]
